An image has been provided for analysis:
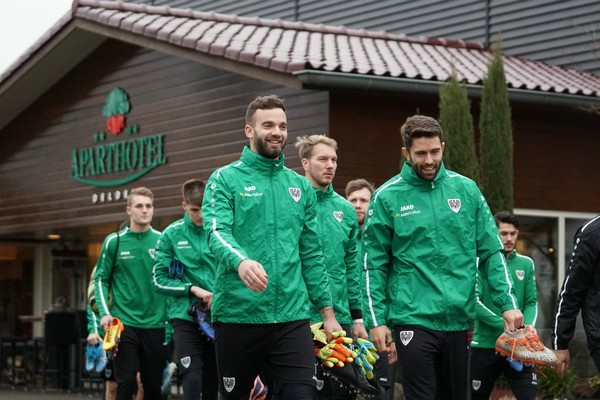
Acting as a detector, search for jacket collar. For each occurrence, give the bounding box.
[184,211,204,230]
[400,160,447,189]
[240,146,285,173]
[314,184,334,199]
[125,226,154,238]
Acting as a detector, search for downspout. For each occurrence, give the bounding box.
[294,70,600,110]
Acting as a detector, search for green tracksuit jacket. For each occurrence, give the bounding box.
[95,226,167,329]
[362,161,518,331]
[87,303,104,337]
[202,146,333,324]
[309,184,361,325]
[472,250,537,348]
[153,212,216,323]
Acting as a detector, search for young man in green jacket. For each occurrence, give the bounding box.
[362,115,524,399]
[471,211,538,399]
[202,95,342,399]
[95,187,167,400]
[296,134,363,399]
[153,179,218,400]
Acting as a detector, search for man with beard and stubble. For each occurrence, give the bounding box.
[361,115,524,399]
[202,95,342,400]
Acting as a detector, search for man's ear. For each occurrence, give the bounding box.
[401,147,410,160]
[244,125,253,139]
[301,158,310,172]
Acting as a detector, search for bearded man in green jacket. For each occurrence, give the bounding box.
[362,115,524,400]
[202,95,342,400]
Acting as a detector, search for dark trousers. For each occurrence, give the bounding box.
[470,347,537,400]
[214,320,316,399]
[394,325,468,400]
[113,326,165,400]
[173,318,218,400]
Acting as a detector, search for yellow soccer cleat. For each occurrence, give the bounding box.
[102,317,124,359]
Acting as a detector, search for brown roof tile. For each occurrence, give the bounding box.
[2,0,599,98]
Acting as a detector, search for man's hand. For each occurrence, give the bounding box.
[100,315,112,330]
[502,309,524,331]
[370,325,393,353]
[351,320,369,340]
[87,333,102,345]
[553,349,570,376]
[388,342,398,364]
[320,307,343,341]
[237,259,268,292]
[190,286,213,309]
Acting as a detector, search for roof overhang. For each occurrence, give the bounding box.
[295,70,600,110]
[0,22,105,130]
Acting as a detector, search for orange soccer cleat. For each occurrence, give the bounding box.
[495,325,556,366]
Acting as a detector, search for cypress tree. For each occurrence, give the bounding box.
[439,71,480,183]
[479,44,513,213]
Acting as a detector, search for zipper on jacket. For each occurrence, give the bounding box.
[270,165,280,323]
[428,183,446,330]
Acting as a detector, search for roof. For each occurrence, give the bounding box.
[1,0,599,129]
[74,0,600,97]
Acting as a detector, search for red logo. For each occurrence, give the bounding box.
[103,87,130,135]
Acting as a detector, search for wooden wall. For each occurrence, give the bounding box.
[0,40,328,236]
[329,91,600,214]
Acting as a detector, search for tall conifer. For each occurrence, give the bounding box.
[479,44,513,213]
[439,72,480,183]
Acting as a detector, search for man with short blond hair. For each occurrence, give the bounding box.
[95,187,166,400]
[296,134,363,399]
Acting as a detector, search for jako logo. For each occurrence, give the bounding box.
[70,87,168,187]
[244,186,256,191]
[400,205,414,212]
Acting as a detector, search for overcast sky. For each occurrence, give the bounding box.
[0,0,72,75]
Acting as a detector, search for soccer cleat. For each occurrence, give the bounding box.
[495,325,557,366]
[103,317,124,359]
[249,375,268,400]
[324,362,381,396]
[85,344,98,372]
[95,347,108,373]
[161,361,177,395]
[187,301,215,341]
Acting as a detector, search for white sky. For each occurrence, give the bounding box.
[0,0,73,75]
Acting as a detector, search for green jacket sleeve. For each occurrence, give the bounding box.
[474,194,518,313]
[203,169,249,271]
[94,234,118,319]
[474,267,504,332]
[523,259,538,326]
[86,303,103,336]
[153,227,192,297]
[362,192,393,331]
[345,216,361,316]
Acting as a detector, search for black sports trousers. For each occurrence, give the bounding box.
[470,347,537,400]
[214,319,317,399]
[112,326,166,400]
[394,325,468,400]
[172,318,218,400]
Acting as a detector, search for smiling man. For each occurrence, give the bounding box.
[202,95,341,399]
[361,115,524,399]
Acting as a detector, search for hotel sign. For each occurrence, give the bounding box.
[70,87,167,187]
